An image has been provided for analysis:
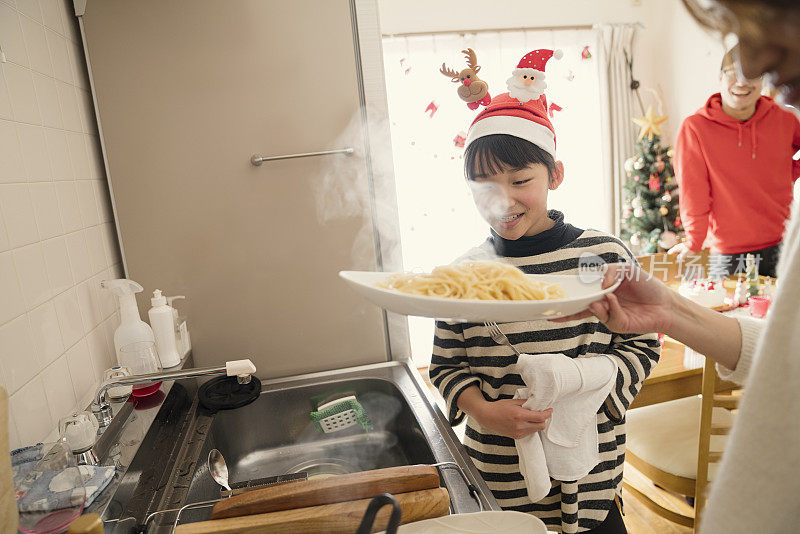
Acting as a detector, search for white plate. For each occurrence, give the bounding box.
[378,510,548,533]
[339,271,621,323]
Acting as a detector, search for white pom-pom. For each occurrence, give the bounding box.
[553,49,564,60]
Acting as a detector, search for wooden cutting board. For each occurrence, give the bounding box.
[210,464,440,519]
[176,487,449,534]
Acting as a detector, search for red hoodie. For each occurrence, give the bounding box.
[675,94,800,254]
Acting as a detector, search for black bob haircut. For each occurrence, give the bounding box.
[464,134,557,181]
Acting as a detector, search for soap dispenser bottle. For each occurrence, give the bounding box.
[148,289,181,368]
[101,279,155,364]
[166,295,191,357]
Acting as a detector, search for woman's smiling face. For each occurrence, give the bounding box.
[468,161,564,240]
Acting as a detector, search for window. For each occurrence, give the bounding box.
[382,29,608,365]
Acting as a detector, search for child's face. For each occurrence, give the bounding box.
[468,161,563,240]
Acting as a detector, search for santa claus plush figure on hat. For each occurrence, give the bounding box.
[506,48,563,104]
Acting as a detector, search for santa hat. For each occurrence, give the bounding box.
[465,93,556,158]
[512,48,563,77]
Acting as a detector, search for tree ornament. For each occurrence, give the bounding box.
[624,157,635,173]
[633,105,668,141]
[648,174,660,191]
[660,205,669,215]
[674,216,682,228]
[656,160,665,172]
[634,207,644,218]
[662,191,672,202]
[633,159,644,170]
[631,196,643,209]
[633,175,640,181]
[630,233,641,246]
[659,230,678,249]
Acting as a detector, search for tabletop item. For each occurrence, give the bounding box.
[210,464,440,520]
[484,322,522,356]
[57,412,99,453]
[339,271,621,322]
[119,342,162,397]
[748,296,771,318]
[745,253,760,297]
[383,510,548,534]
[208,449,231,492]
[175,487,449,534]
[101,279,155,363]
[0,387,19,534]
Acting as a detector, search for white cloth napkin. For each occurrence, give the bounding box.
[514,353,618,501]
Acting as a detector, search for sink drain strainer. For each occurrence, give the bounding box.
[287,458,357,480]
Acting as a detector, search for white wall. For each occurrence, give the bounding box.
[0,0,122,450]
[378,0,724,143]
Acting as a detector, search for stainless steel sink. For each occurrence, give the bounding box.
[96,361,499,532]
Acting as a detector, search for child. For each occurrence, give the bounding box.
[429,50,661,534]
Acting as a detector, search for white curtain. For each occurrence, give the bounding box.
[382,29,607,365]
[597,24,638,236]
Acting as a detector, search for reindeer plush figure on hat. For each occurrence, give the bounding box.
[440,49,492,110]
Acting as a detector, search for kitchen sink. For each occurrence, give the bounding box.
[95,361,498,533]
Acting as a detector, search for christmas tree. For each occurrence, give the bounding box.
[620,106,682,254]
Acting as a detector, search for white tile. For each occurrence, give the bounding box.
[100,223,120,266]
[41,235,72,293]
[28,300,63,367]
[58,0,78,44]
[16,0,43,22]
[63,229,91,283]
[17,123,51,181]
[75,179,99,226]
[19,14,52,76]
[75,278,99,333]
[93,180,112,223]
[41,354,76,423]
[64,339,93,405]
[54,181,80,232]
[86,137,104,179]
[93,271,114,319]
[0,315,41,394]
[66,39,88,90]
[56,80,80,132]
[53,287,82,348]
[84,224,105,274]
[102,312,118,363]
[3,62,41,124]
[0,119,25,183]
[46,30,71,84]
[0,212,9,252]
[31,71,62,128]
[38,0,62,34]
[66,131,89,179]
[9,376,54,446]
[0,66,13,120]
[0,4,29,66]
[0,251,26,325]
[76,88,95,134]
[45,128,73,180]
[86,325,110,384]
[0,183,39,247]
[29,182,63,238]
[12,242,51,308]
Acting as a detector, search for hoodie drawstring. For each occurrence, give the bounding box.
[737,123,742,148]
[751,123,757,159]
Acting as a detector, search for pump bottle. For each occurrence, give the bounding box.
[101,279,155,365]
[148,289,181,367]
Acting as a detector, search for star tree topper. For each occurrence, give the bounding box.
[633,106,668,141]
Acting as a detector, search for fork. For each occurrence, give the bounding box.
[484,322,522,356]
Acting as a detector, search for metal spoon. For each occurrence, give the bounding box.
[208,448,231,491]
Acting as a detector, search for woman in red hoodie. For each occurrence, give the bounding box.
[672,46,800,277]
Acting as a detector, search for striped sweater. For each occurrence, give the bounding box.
[429,213,661,533]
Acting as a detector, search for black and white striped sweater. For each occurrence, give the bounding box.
[429,212,661,533]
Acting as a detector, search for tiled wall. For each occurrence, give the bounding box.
[0,0,123,450]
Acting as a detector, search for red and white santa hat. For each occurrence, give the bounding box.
[512,48,563,78]
[465,93,557,158]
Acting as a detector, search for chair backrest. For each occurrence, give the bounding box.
[695,357,739,529]
[636,251,710,287]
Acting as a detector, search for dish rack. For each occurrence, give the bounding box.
[140,461,482,532]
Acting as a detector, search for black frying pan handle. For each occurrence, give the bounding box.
[355,493,402,534]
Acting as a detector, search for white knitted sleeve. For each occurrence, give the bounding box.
[716,317,764,385]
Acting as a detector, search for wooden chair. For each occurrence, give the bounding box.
[623,357,740,530]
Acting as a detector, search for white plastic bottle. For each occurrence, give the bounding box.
[148,289,181,368]
[166,295,191,357]
[102,279,156,364]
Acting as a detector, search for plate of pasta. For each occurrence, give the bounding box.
[339,260,621,322]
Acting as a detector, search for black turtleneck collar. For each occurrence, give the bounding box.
[489,210,584,257]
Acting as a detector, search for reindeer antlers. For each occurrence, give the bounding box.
[439,63,460,79]
[462,48,478,70]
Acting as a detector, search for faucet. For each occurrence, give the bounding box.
[91,359,257,427]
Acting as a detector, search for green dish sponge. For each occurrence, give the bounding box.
[310,395,373,433]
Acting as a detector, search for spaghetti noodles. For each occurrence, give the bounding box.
[378,260,566,301]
